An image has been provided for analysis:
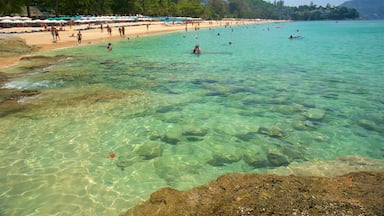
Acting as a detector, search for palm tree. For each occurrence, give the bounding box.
[26,0,31,17]
[55,0,59,16]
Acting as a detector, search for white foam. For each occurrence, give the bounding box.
[2,80,51,89]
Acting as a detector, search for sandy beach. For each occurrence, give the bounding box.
[0,19,280,68]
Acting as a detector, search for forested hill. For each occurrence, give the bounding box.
[341,0,384,19]
[2,0,359,20]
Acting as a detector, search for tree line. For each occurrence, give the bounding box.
[0,0,359,20]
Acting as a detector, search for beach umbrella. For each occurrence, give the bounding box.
[43,20,60,24]
[29,19,43,23]
[0,19,12,23]
[12,20,24,24]
[0,16,12,20]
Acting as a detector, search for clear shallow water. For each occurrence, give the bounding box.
[1,20,384,215]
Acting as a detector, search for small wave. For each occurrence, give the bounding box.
[2,80,52,89]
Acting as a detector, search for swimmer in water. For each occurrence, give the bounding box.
[193,44,201,54]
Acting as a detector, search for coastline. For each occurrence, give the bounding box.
[1,19,384,216]
[0,19,282,69]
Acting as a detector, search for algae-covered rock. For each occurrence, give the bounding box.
[208,145,242,166]
[161,126,182,145]
[0,35,34,57]
[134,142,163,160]
[358,119,381,132]
[115,155,142,171]
[267,152,289,167]
[303,108,325,120]
[258,126,288,138]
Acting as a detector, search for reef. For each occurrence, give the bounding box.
[120,171,384,216]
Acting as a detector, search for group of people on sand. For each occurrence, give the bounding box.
[118,26,126,37]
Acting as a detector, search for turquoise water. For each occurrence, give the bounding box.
[1,20,384,215]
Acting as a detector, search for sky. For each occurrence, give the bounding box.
[272,0,348,6]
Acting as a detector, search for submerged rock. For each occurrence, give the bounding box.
[235,131,259,141]
[258,126,287,138]
[182,127,208,142]
[243,152,268,168]
[191,78,218,85]
[208,145,242,166]
[292,120,316,130]
[358,119,381,132]
[134,142,163,160]
[161,127,182,145]
[153,156,202,186]
[115,156,142,171]
[303,108,325,120]
[205,91,227,97]
[267,152,289,167]
[208,152,241,166]
[182,127,208,137]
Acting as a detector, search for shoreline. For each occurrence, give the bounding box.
[0,19,283,69]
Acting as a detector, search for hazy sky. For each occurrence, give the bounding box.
[275,0,347,6]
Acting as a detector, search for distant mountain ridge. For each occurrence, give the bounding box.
[341,0,384,19]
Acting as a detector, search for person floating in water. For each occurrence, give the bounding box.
[107,43,112,51]
[289,35,302,39]
[193,44,201,54]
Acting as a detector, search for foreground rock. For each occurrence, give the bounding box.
[120,171,383,216]
[0,35,35,57]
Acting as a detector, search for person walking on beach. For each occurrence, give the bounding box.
[50,26,55,41]
[55,28,60,41]
[107,25,112,36]
[77,31,82,44]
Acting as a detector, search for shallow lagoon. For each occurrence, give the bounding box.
[1,20,384,215]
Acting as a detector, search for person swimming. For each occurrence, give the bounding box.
[107,43,112,51]
[289,35,302,39]
[193,45,201,54]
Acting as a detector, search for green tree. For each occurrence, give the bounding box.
[207,0,227,18]
[178,0,204,17]
[0,0,25,15]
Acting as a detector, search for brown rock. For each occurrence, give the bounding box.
[120,171,384,216]
[0,35,34,57]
